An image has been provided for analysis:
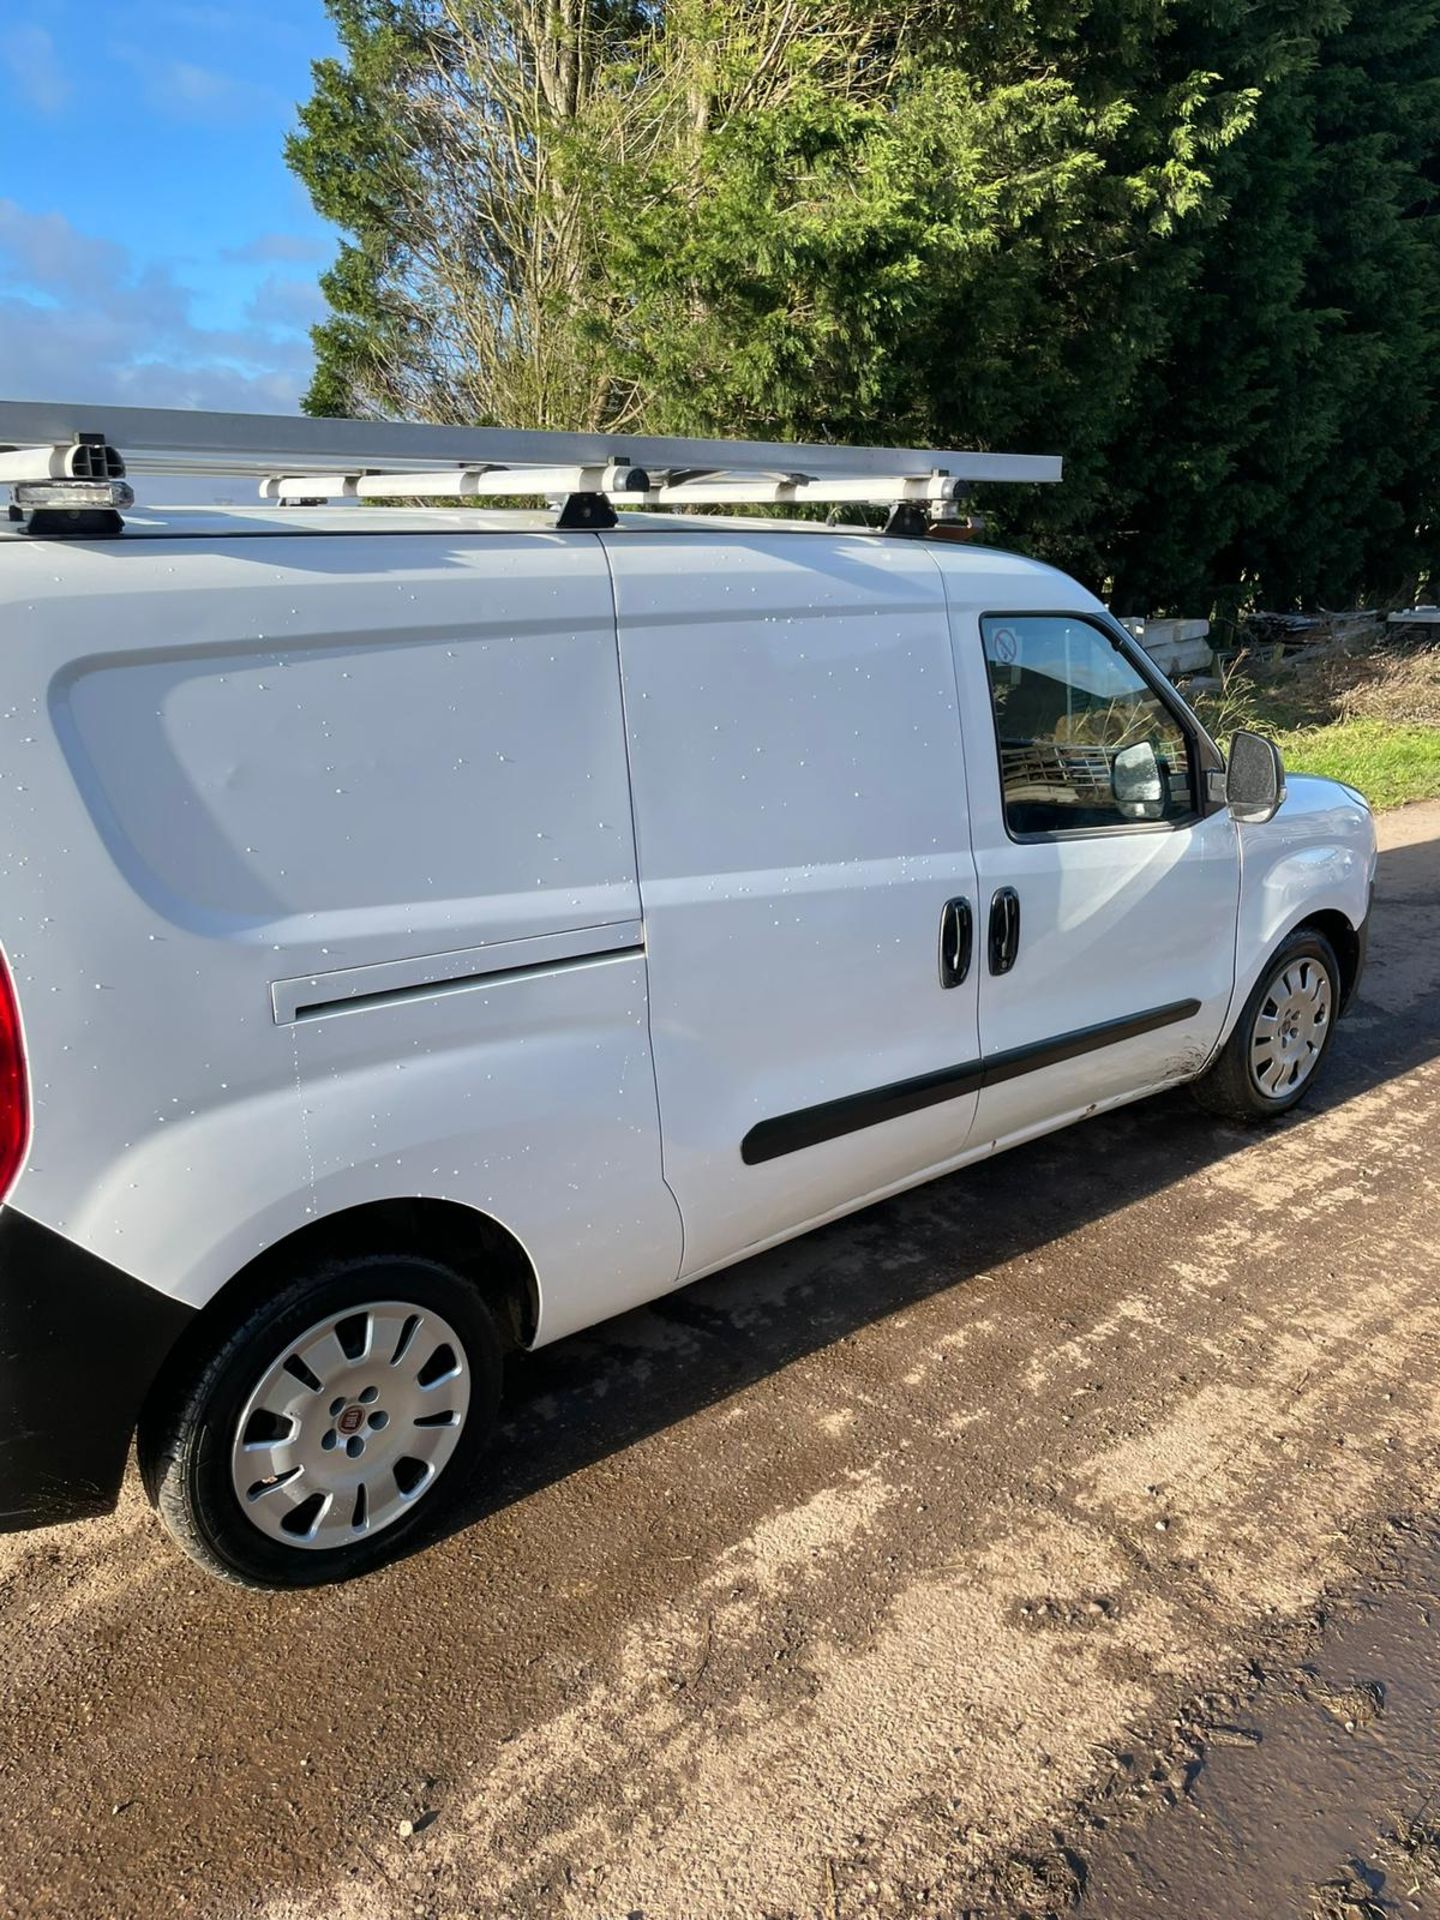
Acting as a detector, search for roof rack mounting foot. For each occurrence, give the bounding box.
[883,501,930,539]
[10,502,128,539]
[556,491,618,531]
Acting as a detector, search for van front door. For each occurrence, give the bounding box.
[608,529,983,1280]
[951,608,1240,1148]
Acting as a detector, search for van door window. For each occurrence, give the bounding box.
[980,614,1196,837]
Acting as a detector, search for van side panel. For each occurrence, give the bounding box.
[608,527,982,1280]
[48,545,639,948]
[1,533,681,1337]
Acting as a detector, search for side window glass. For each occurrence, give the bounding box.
[981,615,1196,836]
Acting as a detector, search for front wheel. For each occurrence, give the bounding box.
[1192,927,1341,1124]
[142,1255,502,1588]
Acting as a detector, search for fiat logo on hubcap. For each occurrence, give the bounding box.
[337,1404,366,1435]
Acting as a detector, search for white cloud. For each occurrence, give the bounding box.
[0,202,135,304]
[1,26,71,115]
[108,46,287,125]
[246,274,326,331]
[223,232,329,265]
[0,200,314,412]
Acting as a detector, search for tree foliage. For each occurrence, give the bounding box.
[289,0,1439,608]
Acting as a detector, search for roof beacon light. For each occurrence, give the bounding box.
[1,435,132,538]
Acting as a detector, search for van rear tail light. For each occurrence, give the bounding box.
[0,953,29,1200]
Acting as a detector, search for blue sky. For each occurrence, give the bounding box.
[0,2,341,412]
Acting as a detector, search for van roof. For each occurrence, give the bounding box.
[0,503,1097,602]
[0,504,578,541]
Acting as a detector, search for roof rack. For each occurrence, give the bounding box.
[0,400,1061,539]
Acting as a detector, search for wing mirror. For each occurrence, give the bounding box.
[1111,741,1165,819]
[1224,729,1286,824]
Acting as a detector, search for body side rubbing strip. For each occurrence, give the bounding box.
[741,1059,987,1166]
[739,998,1202,1164]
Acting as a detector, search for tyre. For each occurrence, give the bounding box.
[1192,926,1341,1124]
[142,1254,502,1588]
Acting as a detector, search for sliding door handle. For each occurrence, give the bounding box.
[988,887,1021,975]
[938,896,973,989]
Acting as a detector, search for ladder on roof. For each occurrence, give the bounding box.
[0,398,1062,539]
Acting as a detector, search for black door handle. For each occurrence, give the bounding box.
[939,896,973,989]
[988,887,1021,974]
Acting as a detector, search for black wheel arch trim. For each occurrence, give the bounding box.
[741,997,1202,1165]
[0,1206,194,1530]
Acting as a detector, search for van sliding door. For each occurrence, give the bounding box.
[608,529,983,1280]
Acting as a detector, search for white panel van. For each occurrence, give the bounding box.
[0,407,1375,1585]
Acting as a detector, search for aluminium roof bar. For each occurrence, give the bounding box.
[260,462,650,504]
[258,466,971,510]
[0,400,1062,488]
[633,471,965,508]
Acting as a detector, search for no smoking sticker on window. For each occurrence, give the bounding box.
[992,627,1019,664]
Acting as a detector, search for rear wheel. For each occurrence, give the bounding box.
[143,1255,502,1588]
[1192,927,1341,1124]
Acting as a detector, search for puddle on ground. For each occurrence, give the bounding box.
[1071,1522,1440,1918]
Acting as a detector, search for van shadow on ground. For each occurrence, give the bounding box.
[434,826,1440,1555]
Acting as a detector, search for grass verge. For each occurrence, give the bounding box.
[1188,638,1440,812]
[1275,719,1440,811]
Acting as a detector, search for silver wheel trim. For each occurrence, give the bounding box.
[230,1299,471,1550]
[1249,956,1333,1099]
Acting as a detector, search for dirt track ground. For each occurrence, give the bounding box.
[2,803,1439,1920]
